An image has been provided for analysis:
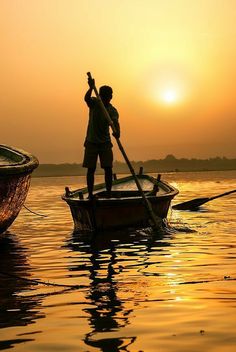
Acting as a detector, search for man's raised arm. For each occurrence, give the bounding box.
[84,76,95,107]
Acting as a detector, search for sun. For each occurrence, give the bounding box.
[161,89,178,104]
[149,80,183,107]
[146,66,189,107]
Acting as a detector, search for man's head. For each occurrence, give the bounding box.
[99,85,113,104]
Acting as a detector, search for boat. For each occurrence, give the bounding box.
[62,168,178,233]
[0,144,39,234]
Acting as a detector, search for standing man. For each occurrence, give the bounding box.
[83,76,120,199]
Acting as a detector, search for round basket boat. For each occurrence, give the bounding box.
[0,144,38,234]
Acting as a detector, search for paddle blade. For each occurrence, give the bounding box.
[172,197,210,210]
[173,189,236,210]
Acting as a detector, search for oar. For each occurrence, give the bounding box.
[87,72,162,232]
[172,189,236,210]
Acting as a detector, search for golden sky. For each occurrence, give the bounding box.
[1,0,236,163]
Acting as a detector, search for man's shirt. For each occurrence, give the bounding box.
[85,97,119,144]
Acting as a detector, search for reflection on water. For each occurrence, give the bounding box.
[0,234,44,350]
[81,240,134,351]
[0,171,236,351]
[67,230,174,351]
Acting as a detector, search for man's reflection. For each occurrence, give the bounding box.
[69,233,136,351]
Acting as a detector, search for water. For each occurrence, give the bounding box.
[1,170,236,352]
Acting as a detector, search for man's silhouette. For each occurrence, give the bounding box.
[83,76,120,199]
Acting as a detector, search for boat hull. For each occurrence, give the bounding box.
[63,174,178,233]
[0,174,31,234]
[69,196,172,233]
[0,145,38,234]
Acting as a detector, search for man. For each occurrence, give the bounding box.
[83,76,120,199]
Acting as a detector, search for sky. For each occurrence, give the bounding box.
[1,0,236,163]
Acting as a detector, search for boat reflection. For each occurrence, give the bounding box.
[84,243,136,351]
[0,233,44,349]
[68,229,172,351]
[68,232,138,351]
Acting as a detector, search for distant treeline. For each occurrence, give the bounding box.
[33,155,236,177]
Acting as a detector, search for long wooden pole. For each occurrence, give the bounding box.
[87,72,162,231]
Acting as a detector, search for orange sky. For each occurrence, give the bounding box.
[1,0,236,163]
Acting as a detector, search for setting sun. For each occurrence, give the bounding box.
[161,89,178,104]
[150,82,184,107]
[146,67,188,109]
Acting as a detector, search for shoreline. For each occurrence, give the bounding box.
[32,168,236,178]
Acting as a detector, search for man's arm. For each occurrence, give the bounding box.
[84,77,95,107]
[84,87,94,107]
[111,108,120,139]
[112,119,120,139]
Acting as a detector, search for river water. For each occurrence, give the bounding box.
[0,170,236,352]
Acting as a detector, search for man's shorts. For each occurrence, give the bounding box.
[82,141,113,169]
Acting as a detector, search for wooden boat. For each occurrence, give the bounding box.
[0,144,38,234]
[62,169,178,233]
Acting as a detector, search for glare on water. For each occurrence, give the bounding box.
[0,171,236,352]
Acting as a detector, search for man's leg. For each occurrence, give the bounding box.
[104,167,112,196]
[99,143,113,197]
[87,167,96,199]
[83,142,98,199]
